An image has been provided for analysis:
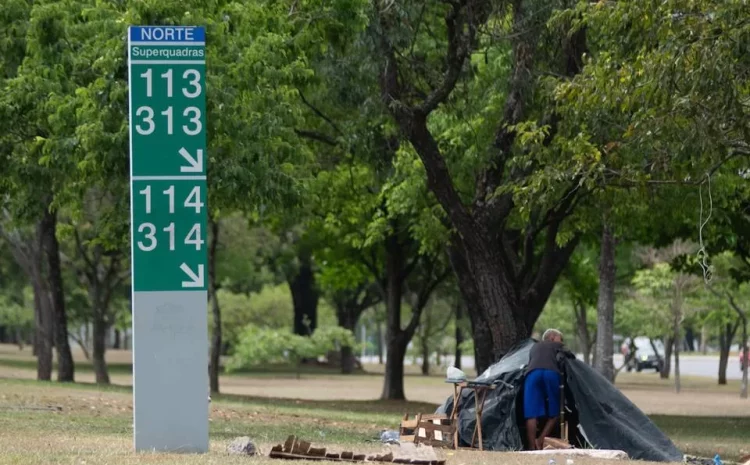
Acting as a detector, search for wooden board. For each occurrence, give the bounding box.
[268,436,446,465]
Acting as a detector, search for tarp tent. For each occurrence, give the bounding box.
[435,339,684,462]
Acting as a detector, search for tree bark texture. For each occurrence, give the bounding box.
[208,218,222,394]
[92,315,110,384]
[594,222,616,382]
[454,300,463,370]
[573,299,592,365]
[377,322,384,364]
[290,251,319,336]
[718,321,738,385]
[381,233,407,400]
[2,218,55,380]
[40,209,75,382]
[32,277,54,381]
[420,307,432,376]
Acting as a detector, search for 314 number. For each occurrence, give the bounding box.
[137,222,203,252]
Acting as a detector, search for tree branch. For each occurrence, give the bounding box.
[73,229,96,280]
[297,89,343,136]
[375,3,475,234]
[294,129,338,146]
[418,2,471,115]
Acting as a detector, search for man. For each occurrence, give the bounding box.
[523,328,566,450]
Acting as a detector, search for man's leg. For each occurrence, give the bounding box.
[523,370,544,450]
[526,418,538,450]
[536,370,561,447]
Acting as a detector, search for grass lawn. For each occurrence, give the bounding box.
[0,345,748,464]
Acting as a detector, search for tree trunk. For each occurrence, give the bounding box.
[447,241,512,374]
[673,321,681,394]
[661,336,674,379]
[338,313,355,374]
[113,329,121,350]
[40,209,75,382]
[32,278,53,381]
[684,326,695,352]
[381,233,406,400]
[381,334,408,400]
[718,321,737,385]
[421,338,430,376]
[290,252,319,336]
[208,218,222,394]
[701,324,708,354]
[336,302,362,375]
[594,221,616,382]
[454,301,463,370]
[377,322,384,364]
[573,299,592,365]
[741,318,748,399]
[92,315,110,384]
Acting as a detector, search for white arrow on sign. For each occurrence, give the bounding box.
[178,148,203,173]
[180,263,205,288]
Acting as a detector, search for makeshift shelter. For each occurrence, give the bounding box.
[435,339,684,462]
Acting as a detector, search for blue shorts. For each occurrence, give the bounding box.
[523,369,561,419]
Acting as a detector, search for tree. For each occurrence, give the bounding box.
[632,241,700,392]
[558,248,598,364]
[0,0,83,382]
[696,252,750,397]
[366,1,606,372]
[412,291,454,375]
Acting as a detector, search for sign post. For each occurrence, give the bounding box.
[127,25,209,453]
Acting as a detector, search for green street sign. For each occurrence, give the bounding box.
[128,30,207,292]
[128,25,209,454]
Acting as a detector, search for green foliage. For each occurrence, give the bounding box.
[0,295,33,334]
[214,285,292,349]
[226,323,358,377]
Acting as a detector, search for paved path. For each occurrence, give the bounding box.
[610,353,744,380]
[367,353,745,380]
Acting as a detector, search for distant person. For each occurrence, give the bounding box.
[524,329,566,450]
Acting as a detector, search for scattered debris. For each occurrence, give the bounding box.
[684,456,718,465]
[519,449,629,460]
[227,436,260,456]
[0,405,62,412]
[379,430,400,444]
[269,435,445,465]
[399,414,455,449]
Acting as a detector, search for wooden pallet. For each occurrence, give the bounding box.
[268,435,446,465]
[399,414,455,449]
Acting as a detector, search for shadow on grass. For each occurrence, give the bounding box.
[213,392,441,416]
[651,414,750,439]
[0,358,133,375]
[0,356,459,379]
[0,377,440,416]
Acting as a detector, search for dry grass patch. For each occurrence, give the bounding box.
[1,378,749,464]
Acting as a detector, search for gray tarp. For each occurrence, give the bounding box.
[435,339,683,462]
